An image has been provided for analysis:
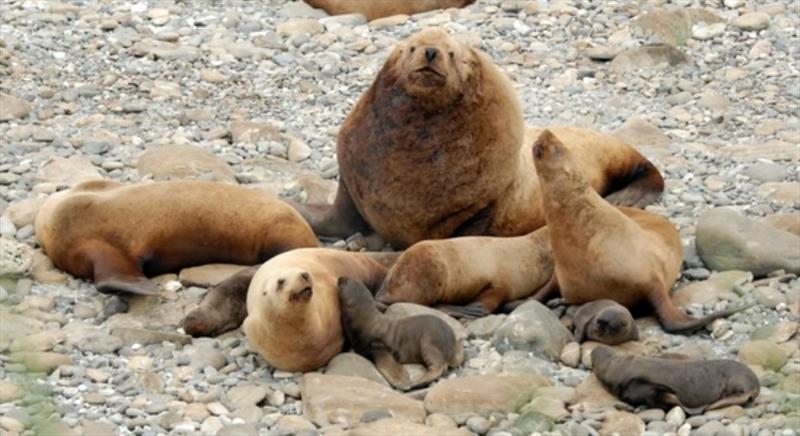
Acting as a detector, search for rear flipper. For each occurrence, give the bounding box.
[603,160,664,208]
[97,278,159,295]
[373,349,411,390]
[436,302,489,319]
[651,288,755,333]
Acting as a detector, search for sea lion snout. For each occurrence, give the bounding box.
[532,130,564,161]
[425,47,439,62]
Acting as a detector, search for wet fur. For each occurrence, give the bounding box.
[34,180,318,295]
[242,249,387,372]
[338,277,462,390]
[294,28,665,248]
[592,346,759,413]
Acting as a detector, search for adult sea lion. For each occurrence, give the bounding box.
[532,130,750,333]
[572,300,638,345]
[375,227,553,318]
[304,0,476,21]
[338,277,463,390]
[592,346,760,414]
[34,180,318,295]
[294,27,665,248]
[242,249,386,372]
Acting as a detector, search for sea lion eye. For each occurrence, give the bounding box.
[277,278,285,290]
[449,51,455,59]
[410,46,415,53]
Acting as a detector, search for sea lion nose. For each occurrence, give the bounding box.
[425,47,438,62]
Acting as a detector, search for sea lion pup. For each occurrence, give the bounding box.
[572,300,638,345]
[375,227,553,318]
[304,0,475,21]
[293,27,665,248]
[338,277,463,390]
[591,346,760,414]
[243,249,387,372]
[34,180,318,295]
[532,130,750,333]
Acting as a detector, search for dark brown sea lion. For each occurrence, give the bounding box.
[532,130,751,333]
[375,227,553,318]
[294,27,665,248]
[242,249,387,372]
[304,0,476,21]
[592,346,760,414]
[338,277,463,390]
[34,180,318,295]
[572,300,638,345]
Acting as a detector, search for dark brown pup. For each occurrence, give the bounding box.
[573,300,638,345]
[338,277,463,390]
[293,27,664,248]
[532,130,751,333]
[592,346,760,414]
[34,180,318,296]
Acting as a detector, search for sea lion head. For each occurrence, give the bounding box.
[532,128,587,185]
[264,268,314,305]
[375,246,444,306]
[721,364,760,403]
[589,307,639,345]
[389,27,480,109]
[337,276,375,312]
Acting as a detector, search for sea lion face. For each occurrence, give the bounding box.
[589,308,638,345]
[392,27,478,108]
[265,268,314,305]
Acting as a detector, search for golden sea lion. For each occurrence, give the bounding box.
[34,180,318,295]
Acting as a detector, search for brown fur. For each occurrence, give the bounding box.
[573,300,638,345]
[338,277,462,390]
[243,249,387,372]
[294,28,664,248]
[304,0,475,21]
[592,346,760,414]
[376,227,553,317]
[533,130,749,333]
[34,180,318,295]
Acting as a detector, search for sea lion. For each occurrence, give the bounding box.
[375,227,553,318]
[338,277,463,390]
[304,0,476,21]
[572,300,638,345]
[592,346,760,414]
[532,130,751,333]
[34,180,318,295]
[293,27,665,248]
[242,248,387,372]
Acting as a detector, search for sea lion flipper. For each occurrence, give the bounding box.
[435,303,488,319]
[619,377,676,409]
[96,278,160,296]
[373,348,411,390]
[290,182,370,238]
[602,159,665,209]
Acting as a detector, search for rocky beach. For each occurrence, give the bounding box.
[0,0,798,435]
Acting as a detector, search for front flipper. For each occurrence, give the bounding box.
[77,240,157,296]
[181,265,258,337]
[96,277,160,296]
[619,377,676,409]
[289,181,371,239]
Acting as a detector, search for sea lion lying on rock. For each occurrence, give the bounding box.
[572,300,638,345]
[304,0,476,21]
[376,227,553,318]
[592,346,760,414]
[532,130,751,333]
[242,249,387,372]
[338,277,463,390]
[293,27,666,248]
[34,180,318,295]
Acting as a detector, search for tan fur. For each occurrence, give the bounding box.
[534,130,744,333]
[304,0,475,21]
[299,28,664,248]
[376,227,553,313]
[34,180,318,294]
[243,249,387,372]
